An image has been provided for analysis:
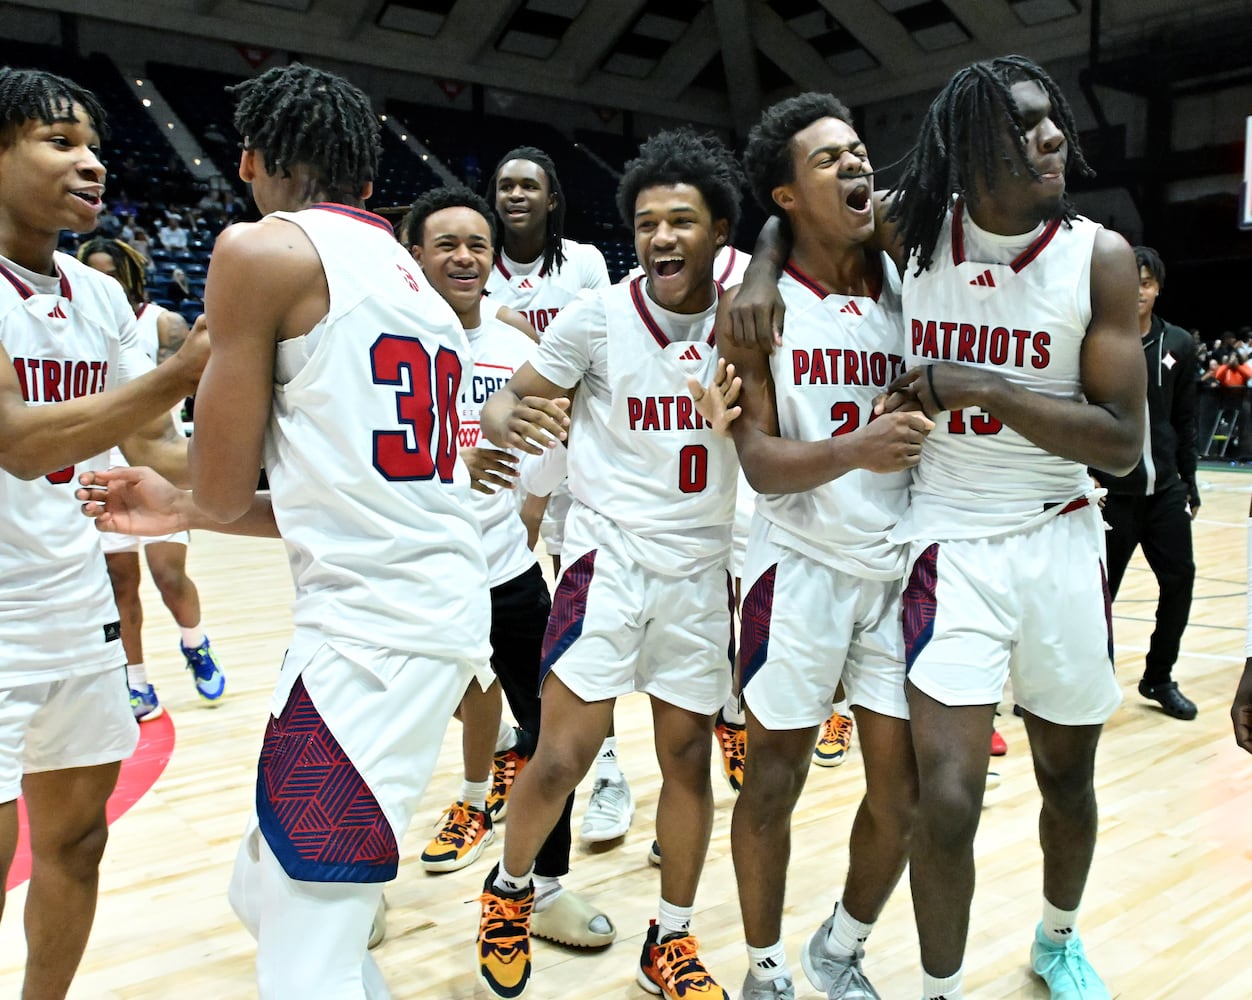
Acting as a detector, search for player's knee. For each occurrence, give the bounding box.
[526,749,588,801]
[864,777,919,841]
[741,747,808,812]
[1035,761,1096,815]
[919,773,982,849]
[36,816,109,880]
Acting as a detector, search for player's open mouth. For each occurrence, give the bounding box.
[653,257,684,277]
[72,189,103,208]
[845,183,871,213]
[449,270,479,284]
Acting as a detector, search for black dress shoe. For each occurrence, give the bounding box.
[1138,680,1198,720]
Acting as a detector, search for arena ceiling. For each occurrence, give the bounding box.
[23,0,1252,128]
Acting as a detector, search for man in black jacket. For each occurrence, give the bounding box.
[1093,246,1200,720]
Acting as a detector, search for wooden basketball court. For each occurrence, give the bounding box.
[2,470,1249,999]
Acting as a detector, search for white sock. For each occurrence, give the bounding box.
[533,874,563,911]
[825,900,874,958]
[126,662,148,688]
[595,738,622,782]
[1042,897,1080,944]
[720,696,746,726]
[460,780,490,811]
[493,863,533,896]
[495,721,517,753]
[746,940,790,982]
[180,624,206,648]
[657,898,693,939]
[922,967,963,999]
[833,698,851,718]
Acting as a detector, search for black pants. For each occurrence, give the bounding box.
[489,563,574,878]
[1101,478,1195,686]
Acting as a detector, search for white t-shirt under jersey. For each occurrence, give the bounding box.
[460,313,539,587]
[531,277,736,575]
[0,251,152,681]
[893,201,1100,542]
[266,203,490,659]
[756,254,910,580]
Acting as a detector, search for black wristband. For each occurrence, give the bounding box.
[925,365,948,413]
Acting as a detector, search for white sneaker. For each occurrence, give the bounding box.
[579,775,634,844]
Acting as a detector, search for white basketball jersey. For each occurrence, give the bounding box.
[0,252,151,680]
[894,202,1100,541]
[485,239,609,337]
[756,254,910,579]
[531,277,736,571]
[623,244,752,290]
[460,313,539,587]
[265,204,490,658]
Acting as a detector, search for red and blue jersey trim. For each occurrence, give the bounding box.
[310,202,395,237]
[950,198,1061,273]
[630,275,718,349]
[0,260,72,301]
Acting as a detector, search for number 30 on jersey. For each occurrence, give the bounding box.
[370,333,462,482]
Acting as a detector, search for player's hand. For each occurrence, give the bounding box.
[851,410,935,472]
[887,363,993,419]
[461,447,519,495]
[499,396,571,456]
[76,466,189,535]
[725,274,785,353]
[1187,480,1201,520]
[1232,659,1252,754]
[688,359,742,436]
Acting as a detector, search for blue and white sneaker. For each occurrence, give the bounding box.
[130,683,164,722]
[1030,924,1110,999]
[181,636,226,701]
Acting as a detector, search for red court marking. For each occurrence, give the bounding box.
[6,711,176,890]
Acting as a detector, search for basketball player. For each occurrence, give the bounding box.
[474,128,744,1000]
[401,184,612,948]
[78,236,225,719]
[0,66,206,999]
[484,146,632,846]
[81,64,493,998]
[731,56,1145,1000]
[710,92,930,1000]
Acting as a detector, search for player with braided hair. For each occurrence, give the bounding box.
[474,128,744,1000]
[78,237,225,721]
[0,65,206,999]
[728,56,1144,1000]
[81,63,491,998]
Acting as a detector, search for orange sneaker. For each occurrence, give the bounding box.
[714,712,746,793]
[477,866,535,999]
[420,800,493,873]
[487,745,528,822]
[812,710,854,767]
[637,922,730,999]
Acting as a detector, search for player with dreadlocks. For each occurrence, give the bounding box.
[474,128,744,1000]
[78,236,226,723]
[0,66,206,999]
[728,55,1144,1000]
[484,145,630,847]
[79,63,492,998]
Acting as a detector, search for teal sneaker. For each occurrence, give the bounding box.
[181,636,226,701]
[1030,924,1110,999]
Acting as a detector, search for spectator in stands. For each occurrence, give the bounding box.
[1215,355,1252,386]
[1200,359,1220,385]
[167,267,199,307]
[130,228,152,262]
[159,214,189,253]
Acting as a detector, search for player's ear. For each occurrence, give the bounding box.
[771,183,794,214]
[712,218,729,249]
[409,244,423,267]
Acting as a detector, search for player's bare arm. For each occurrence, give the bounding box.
[156,309,190,364]
[712,288,931,494]
[117,407,191,487]
[190,218,324,522]
[77,466,279,538]
[897,230,1145,475]
[0,325,204,481]
[729,216,788,352]
[461,446,519,494]
[480,361,571,454]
